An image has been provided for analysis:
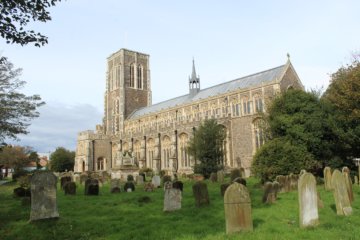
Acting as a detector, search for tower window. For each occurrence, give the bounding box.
[130,64,135,88]
[137,65,143,89]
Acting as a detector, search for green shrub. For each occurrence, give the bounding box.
[252,138,318,183]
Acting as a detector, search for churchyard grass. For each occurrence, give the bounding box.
[1,177,360,239]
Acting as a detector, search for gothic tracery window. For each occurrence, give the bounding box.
[254,119,265,150]
[130,64,135,88]
[137,64,143,89]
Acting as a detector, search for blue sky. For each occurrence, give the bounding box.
[2,0,360,153]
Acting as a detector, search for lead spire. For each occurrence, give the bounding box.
[189,58,200,96]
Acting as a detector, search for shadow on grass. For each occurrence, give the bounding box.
[330,204,336,213]
[253,218,265,228]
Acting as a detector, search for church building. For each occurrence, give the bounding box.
[75,48,303,177]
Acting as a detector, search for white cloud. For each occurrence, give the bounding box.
[10,102,102,153]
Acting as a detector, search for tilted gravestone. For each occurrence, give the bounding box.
[64,182,76,195]
[224,182,253,234]
[298,173,319,228]
[85,179,99,195]
[163,181,182,212]
[152,175,161,188]
[331,169,352,216]
[192,181,210,207]
[110,179,121,193]
[30,171,59,221]
[262,182,276,204]
[342,167,354,203]
[323,167,332,191]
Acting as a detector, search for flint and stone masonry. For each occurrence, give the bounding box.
[75,48,304,177]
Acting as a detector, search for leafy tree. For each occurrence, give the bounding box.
[323,56,360,160]
[0,56,45,145]
[253,89,343,181]
[187,119,226,178]
[28,151,41,169]
[50,147,75,172]
[0,145,31,178]
[0,0,61,47]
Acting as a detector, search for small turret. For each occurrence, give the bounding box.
[189,59,200,96]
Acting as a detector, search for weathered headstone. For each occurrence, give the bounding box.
[289,173,298,191]
[210,172,217,183]
[323,167,332,191]
[173,180,183,192]
[136,175,144,185]
[30,171,59,221]
[152,175,161,188]
[299,169,307,176]
[284,175,291,192]
[272,181,280,199]
[354,176,359,185]
[60,176,72,189]
[342,167,354,203]
[233,177,246,186]
[64,182,76,195]
[192,181,210,207]
[217,170,225,183]
[220,183,231,197]
[144,182,155,192]
[224,182,253,234]
[85,179,99,195]
[298,173,319,228]
[124,181,135,192]
[230,169,241,182]
[331,169,352,216]
[163,182,182,212]
[275,175,286,193]
[262,182,276,204]
[110,179,121,193]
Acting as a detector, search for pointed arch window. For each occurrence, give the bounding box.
[137,65,143,89]
[130,64,135,88]
[254,119,265,150]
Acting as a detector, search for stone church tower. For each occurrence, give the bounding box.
[104,49,151,136]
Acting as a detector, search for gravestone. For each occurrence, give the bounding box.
[262,182,275,204]
[30,171,59,221]
[163,182,182,212]
[85,179,99,195]
[192,181,210,207]
[136,175,144,185]
[230,169,241,182]
[172,180,183,192]
[331,169,352,216]
[110,179,121,193]
[210,172,217,183]
[224,182,253,234]
[152,175,161,188]
[354,176,359,185]
[275,175,286,193]
[217,170,225,183]
[342,167,354,203]
[233,177,246,186]
[64,182,76,195]
[289,173,298,191]
[323,167,332,191]
[220,183,231,197]
[60,176,72,189]
[124,181,135,192]
[298,173,319,228]
[272,181,280,199]
[299,169,307,176]
[144,182,155,192]
[284,175,291,192]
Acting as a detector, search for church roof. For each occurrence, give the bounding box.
[128,64,286,119]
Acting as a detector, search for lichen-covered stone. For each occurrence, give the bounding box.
[331,169,352,216]
[298,173,319,228]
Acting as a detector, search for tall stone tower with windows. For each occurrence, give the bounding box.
[104,49,152,136]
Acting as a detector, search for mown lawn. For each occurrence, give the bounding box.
[0,177,360,240]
